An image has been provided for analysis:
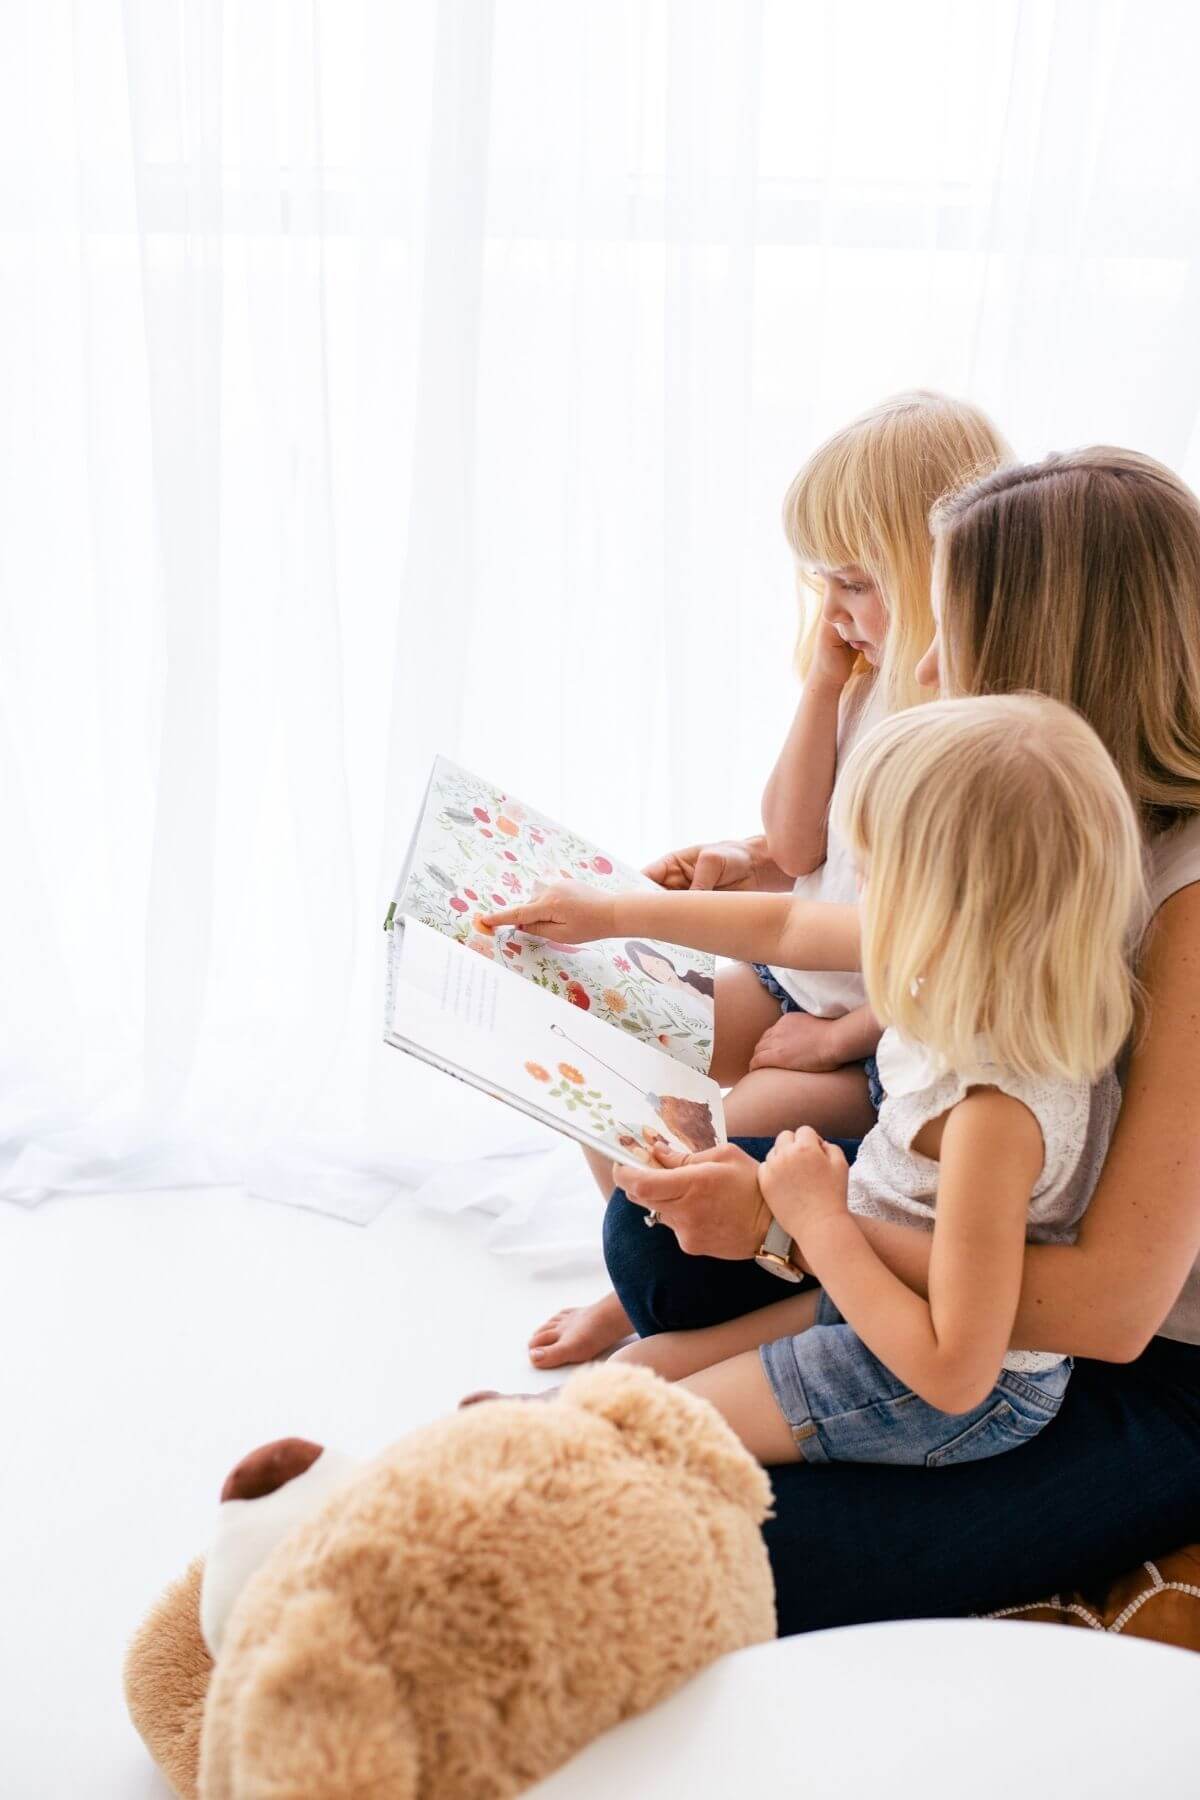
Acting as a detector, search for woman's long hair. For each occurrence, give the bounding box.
[932,447,1200,835]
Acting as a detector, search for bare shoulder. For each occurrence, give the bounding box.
[1143,879,1200,978]
[942,1086,1045,1175]
[914,1085,1043,1177]
[1127,881,1200,1080]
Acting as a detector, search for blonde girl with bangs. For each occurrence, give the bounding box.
[487,694,1145,1468]
[528,391,1009,1372]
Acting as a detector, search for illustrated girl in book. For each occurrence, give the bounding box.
[623,941,716,1004]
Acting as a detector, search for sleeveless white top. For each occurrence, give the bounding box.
[767,677,888,1017]
[1146,813,1200,1344]
[848,1032,1121,1372]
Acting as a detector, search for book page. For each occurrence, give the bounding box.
[393,756,716,1073]
[386,919,726,1165]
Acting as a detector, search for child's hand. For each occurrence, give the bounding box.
[811,615,861,687]
[483,879,618,944]
[749,1011,846,1073]
[759,1127,850,1244]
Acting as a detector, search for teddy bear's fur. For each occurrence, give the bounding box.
[124,1366,776,1799]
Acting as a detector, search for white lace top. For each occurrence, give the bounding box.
[848,1031,1121,1373]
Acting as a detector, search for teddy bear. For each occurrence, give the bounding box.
[124,1365,776,1799]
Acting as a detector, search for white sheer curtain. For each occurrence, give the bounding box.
[6,0,1200,1226]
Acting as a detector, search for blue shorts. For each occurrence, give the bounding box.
[750,963,884,1111]
[760,1290,1072,1467]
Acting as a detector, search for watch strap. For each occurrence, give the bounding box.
[762,1217,794,1262]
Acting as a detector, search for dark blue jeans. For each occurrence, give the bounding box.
[603,1136,1200,1637]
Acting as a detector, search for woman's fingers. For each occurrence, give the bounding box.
[613,1163,690,1205]
[689,848,727,891]
[643,849,698,889]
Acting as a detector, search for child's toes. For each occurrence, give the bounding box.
[528,1310,573,1350]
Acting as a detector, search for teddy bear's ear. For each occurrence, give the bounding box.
[561,1364,773,1523]
[124,1556,212,1800]
[207,1590,420,1800]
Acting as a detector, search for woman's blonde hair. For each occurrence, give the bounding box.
[931,447,1200,835]
[784,390,1010,711]
[835,695,1145,1081]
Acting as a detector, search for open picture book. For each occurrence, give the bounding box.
[383,757,726,1163]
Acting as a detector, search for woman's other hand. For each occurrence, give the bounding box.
[643,835,794,893]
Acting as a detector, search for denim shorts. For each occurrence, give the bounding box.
[750,964,884,1111]
[760,1290,1073,1467]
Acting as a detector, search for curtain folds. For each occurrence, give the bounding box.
[5,0,1200,1225]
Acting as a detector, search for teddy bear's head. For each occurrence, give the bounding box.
[125,1365,776,1800]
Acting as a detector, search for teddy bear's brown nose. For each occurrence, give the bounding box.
[220,1438,326,1503]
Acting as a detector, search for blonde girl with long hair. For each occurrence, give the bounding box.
[530,391,1009,1371]
[488,694,1145,1467]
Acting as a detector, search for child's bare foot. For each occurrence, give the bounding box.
[527,1291,633,1368]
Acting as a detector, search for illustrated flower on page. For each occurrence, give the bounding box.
[558,1063,585,1085]
[497,817,520,837]
[602,989,627,1014]
[566,982,590,1010]
[525,1062,550,1082]
[613,956,631,973]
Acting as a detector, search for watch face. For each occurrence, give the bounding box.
[754,1251,803,1284]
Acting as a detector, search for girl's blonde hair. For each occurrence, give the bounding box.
[784,391,1010,711]
[835,695,1145,1082]
[930,447,1200,836]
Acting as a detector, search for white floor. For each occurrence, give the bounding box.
[0,1183,600,1798]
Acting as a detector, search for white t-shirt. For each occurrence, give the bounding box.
[766,676,888,1018]
[849,1031,1120,1373]
[1145,812,1200,1345]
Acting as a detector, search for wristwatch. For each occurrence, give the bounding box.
[754,1217,803,1283]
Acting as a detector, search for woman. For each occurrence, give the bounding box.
[605,448,1200,1635]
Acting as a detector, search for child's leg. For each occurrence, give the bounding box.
[708,962,788,1086]
[611,1288,820,1381]
[545,962,783,1365]
[724,1063,876,1140]
[681,1351,802,1465]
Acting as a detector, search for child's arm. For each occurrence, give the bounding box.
[483,882,862,974]
[760,624,860,877]
[763,1093,1044,1414]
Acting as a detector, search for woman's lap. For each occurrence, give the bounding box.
[604,1136,1200,1637]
